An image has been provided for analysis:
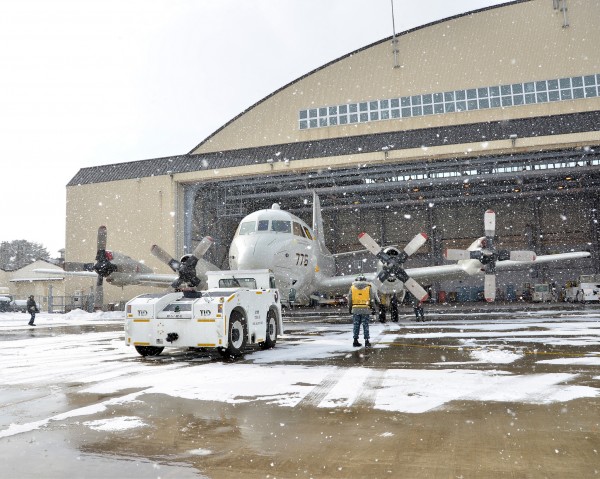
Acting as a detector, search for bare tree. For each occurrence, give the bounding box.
[0,240,50,271]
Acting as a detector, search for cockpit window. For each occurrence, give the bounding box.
[257,220,269,231]
[293,222,306,237]
[271,220,291,233]
[302,226,314,240]
[238,221,255,235]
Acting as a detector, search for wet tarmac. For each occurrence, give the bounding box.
[1,306,599,478]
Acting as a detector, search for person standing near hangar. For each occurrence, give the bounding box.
[348,275,380,348]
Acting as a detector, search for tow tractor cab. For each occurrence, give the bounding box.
[565,274,600,303]
[125,269,283,357]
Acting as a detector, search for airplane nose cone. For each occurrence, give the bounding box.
[231,236,279,270]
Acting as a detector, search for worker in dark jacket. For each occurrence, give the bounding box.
[27,295,39,326]
[348,275,380,347]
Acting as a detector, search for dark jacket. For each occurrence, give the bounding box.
[26,297,38,313]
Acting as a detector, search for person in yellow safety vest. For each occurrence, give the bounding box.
[348,275,380,347]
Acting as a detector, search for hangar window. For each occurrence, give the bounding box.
[299,72,599,130]
[272,220,291,233]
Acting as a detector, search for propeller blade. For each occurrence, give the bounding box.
[404,277,429,302]
[94,276,104,310]
[444,249,471,261]
[403,233,428,257]
[484,210,495,238]
[97,226,107,251]
[151,245,181,272]
[484,274,496,302]
[357,232,381,255]
[192,236,214,258]
[509,250,536,262]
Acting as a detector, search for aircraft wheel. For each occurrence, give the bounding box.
[260,309,278,350]
[225,310,247,357]
[135,345,164,357]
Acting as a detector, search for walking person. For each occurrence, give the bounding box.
[408,292,425,322]
[27,295,39,326]
[348,275,379,347]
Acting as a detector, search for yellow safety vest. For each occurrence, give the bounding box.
[351,284,370,307]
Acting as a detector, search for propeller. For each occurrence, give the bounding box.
[444,209,536,302]
[358,232,429,302]
[77,226,118,310]
[151,236,214,290]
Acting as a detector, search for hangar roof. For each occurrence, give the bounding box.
[67,110,600,186]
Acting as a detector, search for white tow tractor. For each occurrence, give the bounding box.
[125,269,283,357]
[565,275,600,303]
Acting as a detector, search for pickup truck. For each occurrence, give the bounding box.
[125,269,283,357]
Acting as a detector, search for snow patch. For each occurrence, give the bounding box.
[84,416,146,431]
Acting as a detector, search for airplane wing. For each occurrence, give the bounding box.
[33,268,178,285]
[314,251,590,293]
[407,251,591,283]
[33,269,96,278]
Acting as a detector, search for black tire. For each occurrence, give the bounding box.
[225,310,248,357]
[135,345,164,357]
[260,309,278,350]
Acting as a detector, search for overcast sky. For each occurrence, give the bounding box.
[0,0,507,257]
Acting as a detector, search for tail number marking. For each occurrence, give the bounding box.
[296,253,309,266]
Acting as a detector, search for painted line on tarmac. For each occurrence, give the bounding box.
[377,341,598,357]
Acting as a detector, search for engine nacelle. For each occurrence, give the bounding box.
[376,247,406,294]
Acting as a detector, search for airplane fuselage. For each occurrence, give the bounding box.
[229,204,335,304]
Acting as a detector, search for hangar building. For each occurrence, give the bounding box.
[66,0,600,307]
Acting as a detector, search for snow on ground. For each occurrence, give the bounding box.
[83,416,147,431]
[0,310,599,439]
[0,310,124,330]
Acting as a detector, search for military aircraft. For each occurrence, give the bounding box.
[36,194,591,314]
[34,226,216,309]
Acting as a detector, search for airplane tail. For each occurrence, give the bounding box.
[312,191,328,253]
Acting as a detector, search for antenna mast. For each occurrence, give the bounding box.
[390,0,400,68]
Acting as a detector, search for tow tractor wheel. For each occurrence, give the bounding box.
[135,345,164,357]
[260,309,278,350]
[225,310,248,357]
